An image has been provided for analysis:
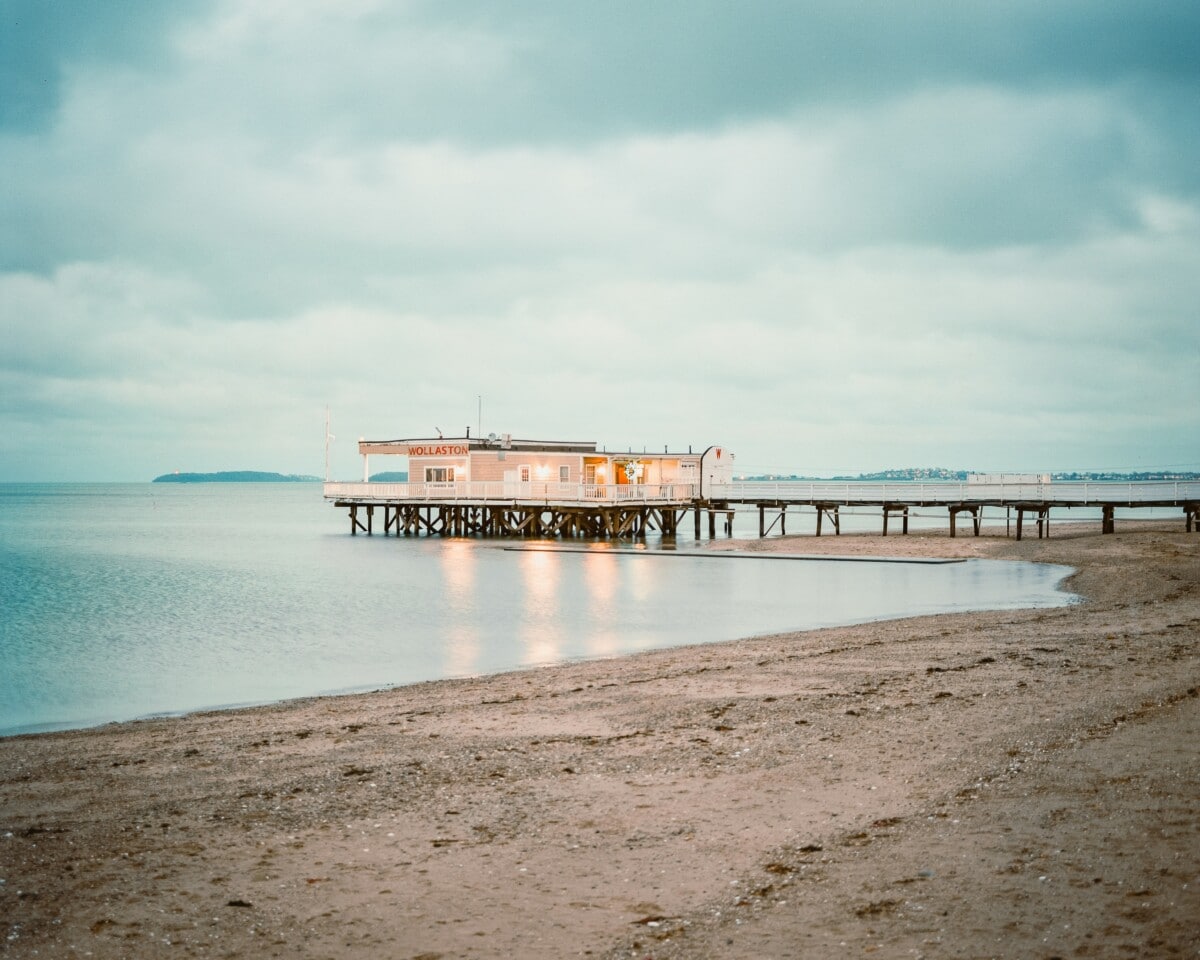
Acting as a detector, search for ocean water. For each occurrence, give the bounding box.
[0,484,1075,736]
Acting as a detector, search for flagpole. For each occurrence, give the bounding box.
[324,407,333,482]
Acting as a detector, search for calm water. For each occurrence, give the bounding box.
[0,484,1075,736]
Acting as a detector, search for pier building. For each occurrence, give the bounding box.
[327,434,734,539]
[356,434,731,493]
[324,432,1199,541]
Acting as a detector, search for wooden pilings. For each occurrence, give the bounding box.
[703,502,733,538]
[814,504,840,536]
[345,496,1200,543]
[1014,505,1050,541]
[338,501,700,541]
[348,504,370,535]
[948,505,981,538]
[882,504,909,536]
[759,503,788,537]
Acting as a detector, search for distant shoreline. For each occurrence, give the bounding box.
[151,471,320,483]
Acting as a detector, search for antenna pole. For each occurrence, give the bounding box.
[324,407,331,482]
[477,395,482,439]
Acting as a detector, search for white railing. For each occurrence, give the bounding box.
[709,480,1200,505]
[325,479,1199,507]
[324,481,700,503]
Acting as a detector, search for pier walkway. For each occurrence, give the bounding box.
[711,480,1200,539]
[324,479,1200,540]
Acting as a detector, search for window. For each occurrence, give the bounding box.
[559,465,570,483]
[425,466,455,482]
[519,465,531,483]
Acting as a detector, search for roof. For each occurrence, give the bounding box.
[359,437,597,455]
[357,437,712,458]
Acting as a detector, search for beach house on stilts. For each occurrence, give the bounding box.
[323,432,735,539]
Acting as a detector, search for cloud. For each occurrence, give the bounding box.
[6,83,1177,301]
[1,1,1198,480]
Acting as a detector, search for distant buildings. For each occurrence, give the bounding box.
[736,468,1200,483]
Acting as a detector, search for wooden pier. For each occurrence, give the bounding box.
[341,500,689,539]
[326,480,1200,541]
[717,480,1200,541]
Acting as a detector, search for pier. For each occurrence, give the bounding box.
[714,480,1200,540]
[326,483,694,539]
[324,479,1200,541]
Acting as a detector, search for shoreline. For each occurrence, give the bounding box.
[1,523,1197,958]
[2,537,1074,741]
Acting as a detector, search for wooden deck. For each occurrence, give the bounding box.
[326,481,696,505]
[710,480,1200,539]
[324,480,1200,540]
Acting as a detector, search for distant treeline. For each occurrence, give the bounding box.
[152,471,321,483]
[368,471,409,482]
[739,469,1200,483]
[741,468,968,482]
[833,468,968,482]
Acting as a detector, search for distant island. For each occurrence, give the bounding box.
[368,471,409,482]
[152,471,321,483]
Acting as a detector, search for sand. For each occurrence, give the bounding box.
[1,522,1197,959]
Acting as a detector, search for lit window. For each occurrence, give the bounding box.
[559,465,570,482]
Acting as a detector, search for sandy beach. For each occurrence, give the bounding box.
[2,522,1197,959]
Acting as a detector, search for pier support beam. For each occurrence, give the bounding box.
[333,487,1200,542]
[882,504,909,536]
[759,503,787,538]
[701,502,733,538]
[948,505,981,538]
[1015,506,1050,541]
[814,504,840,537]
[343,503,374,535]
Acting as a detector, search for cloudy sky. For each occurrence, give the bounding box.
[2,0,1198,481]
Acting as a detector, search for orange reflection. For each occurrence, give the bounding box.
[583,551,618,618]
[438,542,480,674]
[438,541,475,608]
[520,549,558,614]
[519,549,561,665]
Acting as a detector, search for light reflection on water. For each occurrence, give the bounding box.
[0,484,1076,735]
[583,553,622,659]
[519,549,562,667]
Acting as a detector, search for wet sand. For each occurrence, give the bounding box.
[2,522,1198,958]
